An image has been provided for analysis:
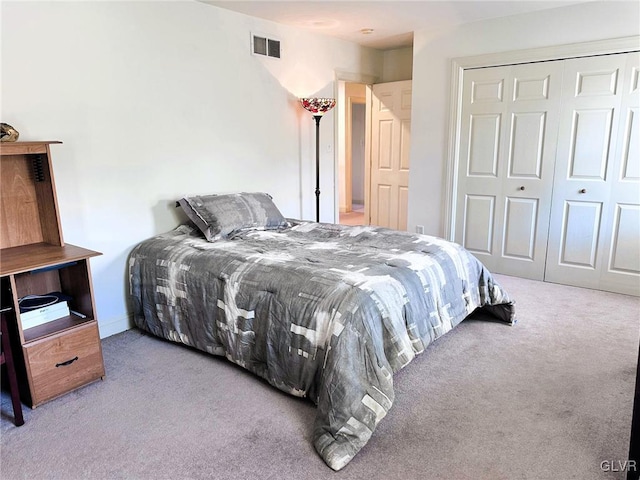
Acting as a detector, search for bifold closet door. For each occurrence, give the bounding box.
[545,52,640,296]
[455,61,563,279]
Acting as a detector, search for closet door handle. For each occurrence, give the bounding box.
[579,188,587,194]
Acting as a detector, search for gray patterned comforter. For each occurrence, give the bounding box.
[129,221,515,470]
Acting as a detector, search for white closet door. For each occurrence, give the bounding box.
[601,52,640,295]
[545,52,640,296]
[455,62,563,279]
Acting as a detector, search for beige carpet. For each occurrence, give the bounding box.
[1,274,638,480]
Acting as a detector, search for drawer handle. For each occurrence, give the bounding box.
[56,356,79,368]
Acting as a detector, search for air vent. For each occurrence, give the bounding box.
[251,33,281,59]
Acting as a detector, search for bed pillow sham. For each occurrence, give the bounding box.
[178,192,289,241]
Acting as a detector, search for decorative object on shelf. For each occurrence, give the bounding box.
[300,97,336,223]
[0,123,19,142]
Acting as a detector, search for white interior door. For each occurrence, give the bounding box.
[455,62,563,279]
[368,80,412,230]
[545,52,640,296]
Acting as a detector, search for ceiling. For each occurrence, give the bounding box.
[201,0,589,50]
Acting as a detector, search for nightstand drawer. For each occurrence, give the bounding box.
[24,323,104,406]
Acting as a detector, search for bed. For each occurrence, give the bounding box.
[128,192,515,470]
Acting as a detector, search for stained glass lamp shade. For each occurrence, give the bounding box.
[300,97,336,116]
[300,98,336,222]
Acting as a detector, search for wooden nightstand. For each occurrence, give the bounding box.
[0,141,105,408]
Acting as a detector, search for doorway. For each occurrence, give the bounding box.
[339,82,367,226]
[337,79,413,229]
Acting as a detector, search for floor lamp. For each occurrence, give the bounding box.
[300,97,336,222]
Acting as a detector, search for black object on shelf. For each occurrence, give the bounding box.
[18,291,73,313]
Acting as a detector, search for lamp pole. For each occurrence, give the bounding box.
[314,115,321,223]
[299,97,336,223]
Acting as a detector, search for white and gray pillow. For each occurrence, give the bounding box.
[178,192,289,241]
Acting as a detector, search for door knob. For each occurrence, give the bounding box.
[519,186,525,191]
[579,188,587,194]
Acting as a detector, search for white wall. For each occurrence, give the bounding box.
[1,1,382,337]
[381,47,413,82]
[351,104,366,205]
[408,0,640,236]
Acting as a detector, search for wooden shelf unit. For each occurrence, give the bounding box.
[0,141,105,407]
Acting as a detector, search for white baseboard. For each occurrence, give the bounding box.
[97,314,134,339]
